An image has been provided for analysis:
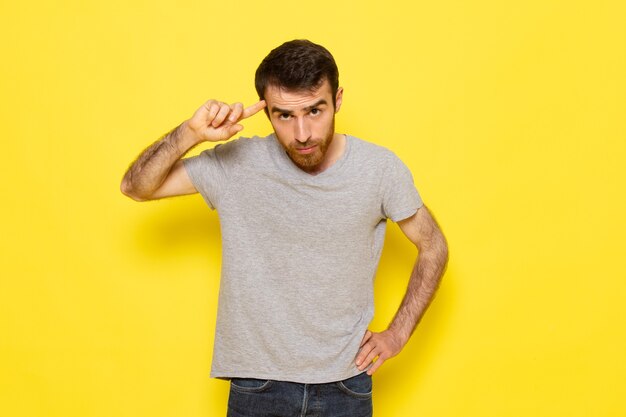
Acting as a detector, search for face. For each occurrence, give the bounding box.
[265,79,343,172]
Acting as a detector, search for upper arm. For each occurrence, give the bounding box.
[397,205,447,253]
[149,159,198,200]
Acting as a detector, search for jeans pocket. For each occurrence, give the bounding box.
[336,372,372,399]
[230,378,273,393]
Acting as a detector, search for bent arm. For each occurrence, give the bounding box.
[355,205,448,374]
[120,99,267,201]
[388,205,449,345]
[120,122,199,201]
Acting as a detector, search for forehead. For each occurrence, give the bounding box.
[265,80,333,110]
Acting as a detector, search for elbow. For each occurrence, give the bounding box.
[440,232,449,259]
[418,231,449,269]
[120,179,148,202]
[437,231,449,263]
[438,233,450,273]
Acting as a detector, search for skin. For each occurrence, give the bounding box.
[355,206,448,375]
[264,80,344,174]
[121,81,449,376]
[120,99,266,201]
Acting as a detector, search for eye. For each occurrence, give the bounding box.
[310,108,320,116]
[278,113,291,120]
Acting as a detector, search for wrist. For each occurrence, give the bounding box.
[386,326,409,348]
[174,121,203,151]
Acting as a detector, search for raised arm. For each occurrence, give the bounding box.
[355,205,449,374]
[120,99,266,201]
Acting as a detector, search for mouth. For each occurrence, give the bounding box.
[294,145,318,154]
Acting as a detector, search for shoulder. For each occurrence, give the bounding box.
[218,134,269,151]
[347,135,417,191]
[197,134,273,161]
[347,135,403,168]
[183,135,273,179]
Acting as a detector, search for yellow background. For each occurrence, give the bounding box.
[1,0,625,416]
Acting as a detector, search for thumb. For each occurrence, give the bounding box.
[228,123,243,136]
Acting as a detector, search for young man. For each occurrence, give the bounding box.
[121,39,448,417]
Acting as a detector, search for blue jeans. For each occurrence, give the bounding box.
[226,372,373,417]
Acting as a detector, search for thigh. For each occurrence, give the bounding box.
[227,378,299,417]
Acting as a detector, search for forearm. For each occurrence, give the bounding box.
[387,233,449,346]
[121,121,198,200]
[355,208,449,374]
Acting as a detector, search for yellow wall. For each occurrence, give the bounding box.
[1,1,624,416]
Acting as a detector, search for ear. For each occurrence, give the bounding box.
[334,87,344,113]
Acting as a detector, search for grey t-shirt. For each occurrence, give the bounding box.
[183,133,423,383]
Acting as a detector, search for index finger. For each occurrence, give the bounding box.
[241,100,267,119]
[359,330,373,347]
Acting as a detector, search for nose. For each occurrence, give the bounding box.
[293,117,311,143]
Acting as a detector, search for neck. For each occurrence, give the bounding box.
[308,133,346,175]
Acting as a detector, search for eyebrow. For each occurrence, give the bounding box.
[270,99,328,115]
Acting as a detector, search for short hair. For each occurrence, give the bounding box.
[255,39,339,107]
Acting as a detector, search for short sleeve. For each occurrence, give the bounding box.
[380,153,424,222]
[183,140,239,210]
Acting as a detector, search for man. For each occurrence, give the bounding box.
[121,39,448,417]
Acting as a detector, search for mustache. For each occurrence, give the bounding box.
[291,140,318,149]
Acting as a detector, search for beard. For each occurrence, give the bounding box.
[282,118,336,172]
